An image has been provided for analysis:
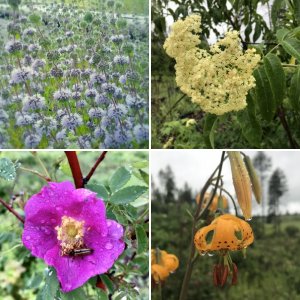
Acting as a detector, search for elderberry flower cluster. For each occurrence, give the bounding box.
[164,15,260,115]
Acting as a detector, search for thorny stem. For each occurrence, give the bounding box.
[0,197,24,223]
[277,105,299,148]
[19,167,51,182]
[83,151,108,186]
[65,151,84,188]
[179,151,226,300]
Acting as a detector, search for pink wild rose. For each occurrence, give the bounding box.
[22,181,125,292]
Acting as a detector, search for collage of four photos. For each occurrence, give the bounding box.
[0,0,300,299]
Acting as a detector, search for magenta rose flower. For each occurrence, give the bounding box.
[22,181,125,292]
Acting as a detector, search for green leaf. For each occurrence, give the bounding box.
[281,38,300,61]
[253,66,276,122]
[263,53,286,105]
[289,67,300,110]
[237,92,262,147]
[0,158,17,181]
[136,224,148,254]
[86,184,109,201]
[276,28,290,42]
[100,275,114,294]
[139,169,149,186]
[37,268,59,300]
[132,161,148,169]
[109,167,132,192]
[203,114,218,148]
[253,22,261,42]
[61,287,86,300]
[110,186,148,205]
[95,289,109,300]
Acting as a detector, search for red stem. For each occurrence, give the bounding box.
[65,151,84,189]
[0,197,24,223]
[83,151,108,186]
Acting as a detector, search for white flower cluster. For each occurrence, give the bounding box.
[164,15,261,115]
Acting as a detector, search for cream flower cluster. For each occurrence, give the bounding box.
[163,15,261,115]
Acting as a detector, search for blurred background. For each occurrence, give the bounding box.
[152,150,300,300]
[0,151,149,300]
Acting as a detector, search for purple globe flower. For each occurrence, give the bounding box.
[22,181,125,292]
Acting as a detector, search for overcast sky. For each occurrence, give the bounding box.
[151,151,300,215]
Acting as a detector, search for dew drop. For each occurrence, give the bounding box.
[200,251,207,256]
[48,270,53,276]
[208,252,214,257]
[246,218,252,221]
[55,206,62,212]
[105,242,114,250]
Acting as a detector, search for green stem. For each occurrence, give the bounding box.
[19,167,51,182]
[31,152,51,179]
[179,152,226,300]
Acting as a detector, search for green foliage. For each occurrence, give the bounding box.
[0,157,18,181]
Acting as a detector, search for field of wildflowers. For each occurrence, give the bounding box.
[0,0,149,149]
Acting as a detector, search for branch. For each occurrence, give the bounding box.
[65,151,84,189]
[19,167,51,182]
[83,151,108,186]
[0,197,24,223]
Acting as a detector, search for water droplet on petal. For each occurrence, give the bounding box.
[246,218,252,221]
[105,242,114,250]
[200,251,207,256]
[208,252,214,257]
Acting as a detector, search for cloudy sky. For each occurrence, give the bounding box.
[151,150,300,215]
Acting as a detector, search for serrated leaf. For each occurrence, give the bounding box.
[0,158,17,181]
[281,38,300,61]
[110,186,148,204]
[263,53,285,105]
[253,66,276,122]
[61,287,86,300]
[109,167,131,192]
[86,184,109,201]
[289,67,300,110]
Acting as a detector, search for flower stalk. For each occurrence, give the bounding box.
[179,151,226,300]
